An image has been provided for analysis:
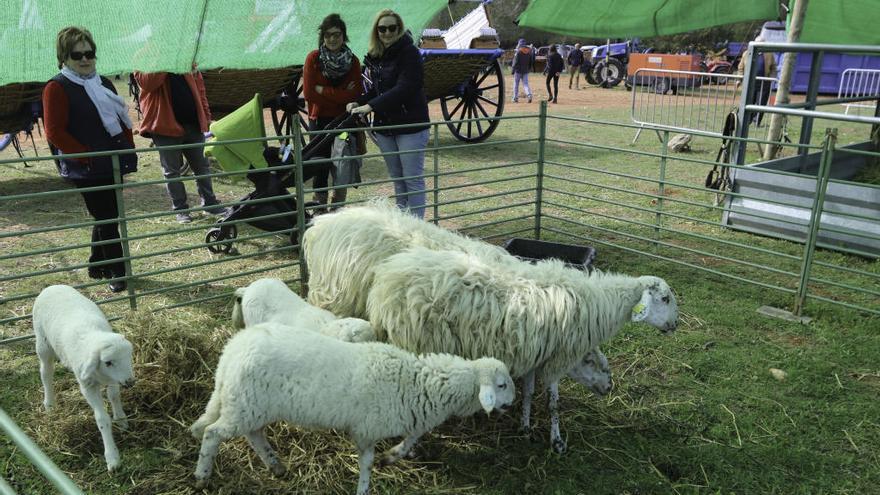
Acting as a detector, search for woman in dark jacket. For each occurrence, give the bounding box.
[544,45,564,104]
[43,26,137,292]
[349,9,430,218]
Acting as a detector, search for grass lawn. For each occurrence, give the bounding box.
[1,75,878,494]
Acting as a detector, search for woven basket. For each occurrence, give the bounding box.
[0,82,44,134]
[422,55,493,101]
[201,66,302,118]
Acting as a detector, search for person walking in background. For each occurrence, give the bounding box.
[349,9,430,218]
[43,26,137,293]
[302,13,363,212]
[134,66,224,224]
[511,39,533,103]
[544,45,564,104]
[567,43,584,89]
[737,35,777,127]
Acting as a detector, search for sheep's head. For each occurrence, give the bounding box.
[567,347,612,396]
[632,276,678,333]
[85,335,135,387]
[474,358,515,416]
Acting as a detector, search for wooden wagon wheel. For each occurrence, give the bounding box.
[439,59,505,143]
[269,73,309,147]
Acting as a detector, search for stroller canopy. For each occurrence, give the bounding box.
[205,94,268,172]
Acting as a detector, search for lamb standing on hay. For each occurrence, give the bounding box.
[303,200,613,431]
[232,278,375,342]
[190,322,514,495]
[32,285,135,472]
[367,247,678,453]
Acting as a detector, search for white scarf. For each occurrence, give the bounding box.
[61,65,132,136]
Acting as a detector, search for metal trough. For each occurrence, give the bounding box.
[723,141,880,257]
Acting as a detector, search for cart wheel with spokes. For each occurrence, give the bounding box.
[205,224,238,254]
[439,59,505,143]
[270,74,309,147]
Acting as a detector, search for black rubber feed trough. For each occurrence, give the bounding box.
[503,238,597,271]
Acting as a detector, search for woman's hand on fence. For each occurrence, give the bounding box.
[350,104,372,115]
[346,102,359,111]
[315,85,324,95]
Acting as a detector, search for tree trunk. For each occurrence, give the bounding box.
[763,0,809,160]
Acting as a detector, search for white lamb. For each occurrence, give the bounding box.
[190,321,514,495]
[232,278,375,343]
[366,247,678,453]
[32,285,135,472]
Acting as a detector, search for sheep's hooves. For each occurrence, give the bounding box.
[194,478,208,489]
[551,439,567,454]
[115,419,129,430]
[270,464,287,477]
[378,456,396,468]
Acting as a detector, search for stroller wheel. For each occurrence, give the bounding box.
[206,225,238,254]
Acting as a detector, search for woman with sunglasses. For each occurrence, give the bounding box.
[349,9,429,219]
[302,13,363,213]
[43,26,137,293]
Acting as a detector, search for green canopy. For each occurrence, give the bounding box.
[205,94,268,173]
[0,0,446,86]
[517,0,880,46]
[798,0,880,46]
[516,0,779,39]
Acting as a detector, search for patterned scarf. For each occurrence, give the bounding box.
[318,44,354,86]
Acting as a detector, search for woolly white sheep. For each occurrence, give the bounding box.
[232,278,375,343]
[303,201,613,437]
[32,285,135,472]
[302,200,510,320]
[190,322,514,494]
[366,247,678,453]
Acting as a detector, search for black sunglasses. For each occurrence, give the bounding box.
[69,50,96,61]
[377,25,398,34]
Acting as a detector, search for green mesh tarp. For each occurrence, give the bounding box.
[517,0,880,46]
[516,0,779,38]
[798,0,880,46]
[0,0,446,86]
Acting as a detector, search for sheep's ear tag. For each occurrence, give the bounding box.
[478,385,495,415]
[631,291,652,322]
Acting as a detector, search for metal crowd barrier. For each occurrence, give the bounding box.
[837,68,880,115]
[630,68,777,143]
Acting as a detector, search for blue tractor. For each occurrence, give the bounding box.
[585,39,649,88]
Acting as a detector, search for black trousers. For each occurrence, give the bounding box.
[308,117,336,191]
[73,177,125,277]
[545,73,560,100]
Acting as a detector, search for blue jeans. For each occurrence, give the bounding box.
[373,129,429,219]
[513,72,531,100]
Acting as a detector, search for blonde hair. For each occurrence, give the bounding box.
[56,26,96,69]
[367,9,404,59]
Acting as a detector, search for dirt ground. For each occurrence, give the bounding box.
[425,71,632,123]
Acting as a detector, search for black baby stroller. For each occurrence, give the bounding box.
[204,102,359,254]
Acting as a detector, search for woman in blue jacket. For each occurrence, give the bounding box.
[350,9,430,218]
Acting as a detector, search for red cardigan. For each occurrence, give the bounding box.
[43,80,135,162]
[302,50,363,121]
[133,71,212,137]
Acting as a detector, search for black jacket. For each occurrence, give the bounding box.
[360,33,429,135]
[545,52,565,76]
[48,73,137,180]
